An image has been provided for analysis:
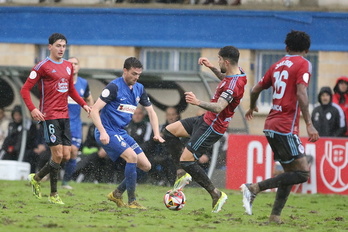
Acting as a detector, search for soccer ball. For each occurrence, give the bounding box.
[163,190,186,211]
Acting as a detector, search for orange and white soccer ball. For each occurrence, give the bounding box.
[163,190,186,211]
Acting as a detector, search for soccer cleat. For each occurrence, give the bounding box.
[28,173,41,199]
[107,192,126,208]
[173,173,192,192]
[61,185,73,190]
[48,194,65,205]
[127,201,146,209]
[212,191,228,213]
[240,183,256,215]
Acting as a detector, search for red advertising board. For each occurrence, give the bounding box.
[226,135,348,195]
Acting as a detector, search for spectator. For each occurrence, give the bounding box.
[0,107,10,148]
[332,76,348,136]
[312,86,346,137]
[61,57,94,190]
[1,105,46,173]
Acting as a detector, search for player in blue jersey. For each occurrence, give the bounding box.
[90,57,164,209]
[61,57,94,189]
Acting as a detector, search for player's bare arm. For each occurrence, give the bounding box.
[297,83,319,142]
[198,57,225,81]
[185,91,228,113]
[90,98,109,145]
[245,83,263,121]
[145,105,165,143]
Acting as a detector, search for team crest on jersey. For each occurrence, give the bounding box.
[121,141,127,147]
[298,144,304,154]
[50,134,56,143]
[66,66,71,75]
[57,78,69,93]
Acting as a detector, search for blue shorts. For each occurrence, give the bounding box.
[71,137,82,148]
[94,128,143,162]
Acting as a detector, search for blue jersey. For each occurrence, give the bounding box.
[68,76,90,139]
[99,77,151,132]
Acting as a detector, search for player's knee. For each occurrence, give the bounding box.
[163,128,176,140]
[295,171,310,183]
[140,162,151,172]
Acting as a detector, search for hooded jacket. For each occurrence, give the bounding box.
[332,76,348,136]
[312,86,346,137]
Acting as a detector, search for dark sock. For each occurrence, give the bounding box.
[271,185,292,216]
[37,161,51,180]
[258,171,309,191]
[180,161,215,195]
[49,160,61,194]
[163,129,184,169]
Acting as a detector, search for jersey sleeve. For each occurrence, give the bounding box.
[100,82,117,104]
[20,69,42,112]
[259,66,274,90]
[139,88,152,107]
[296,59,312,87]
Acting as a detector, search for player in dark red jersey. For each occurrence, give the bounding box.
[163,46,247,213]
[20,33,91,204]
[241,30,319,223]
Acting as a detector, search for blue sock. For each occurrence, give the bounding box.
[117,178,127,193]
[125,163,137,203]
[63,159,77,184]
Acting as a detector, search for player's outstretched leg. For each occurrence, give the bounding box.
[173,173,192,192]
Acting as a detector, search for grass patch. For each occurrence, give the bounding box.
[0,180,346,232]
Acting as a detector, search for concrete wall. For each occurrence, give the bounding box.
[2,43,348,136]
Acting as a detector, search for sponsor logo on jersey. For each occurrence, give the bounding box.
[117,104,137,114]
[121,141,127,147]
[271,104,282,112]
[57,78,69,93]
[52,69,57,73]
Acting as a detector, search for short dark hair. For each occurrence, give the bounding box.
[218,46,240,65]
[48,33,67,45]
[124,57,143,70]
[285,30,311,52]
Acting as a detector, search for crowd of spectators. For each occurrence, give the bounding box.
[2,75,348,185]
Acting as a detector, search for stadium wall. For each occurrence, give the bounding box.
[1,7,348,136]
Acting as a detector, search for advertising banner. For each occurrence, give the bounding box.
[226,135,348,195]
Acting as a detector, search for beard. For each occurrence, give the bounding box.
[220,67,226,73]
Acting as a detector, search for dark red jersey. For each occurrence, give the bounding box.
[203,69,247,134]
[259,55,312,135]
[21,58,86,120]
